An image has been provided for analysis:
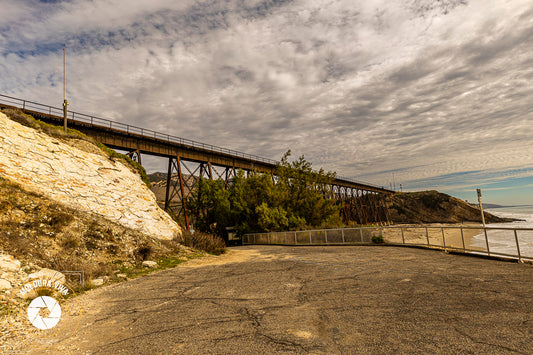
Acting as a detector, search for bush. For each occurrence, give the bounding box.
[182,231,226,255]
[49,211,74,231]
[372,235,384,244]
[61,233,80,249]
[134,244,153,261]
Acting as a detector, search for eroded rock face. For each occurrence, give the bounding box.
[0,113,181,240]
[0,254,21,273]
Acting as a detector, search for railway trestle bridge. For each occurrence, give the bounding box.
[1,94,394,229]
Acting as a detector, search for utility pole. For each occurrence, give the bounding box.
[477,188,486,227]
[63,46,68,133]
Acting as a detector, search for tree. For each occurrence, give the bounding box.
[186,151,342,238]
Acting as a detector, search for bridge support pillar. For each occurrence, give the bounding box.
[165,156,190,230]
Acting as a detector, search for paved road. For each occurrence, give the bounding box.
[15,246,533,354]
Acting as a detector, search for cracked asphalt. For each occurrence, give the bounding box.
[17,246,533,354]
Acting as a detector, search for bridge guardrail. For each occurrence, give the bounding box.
[0,93,389,191]
[0,94,278,165]
[243,225,533,262]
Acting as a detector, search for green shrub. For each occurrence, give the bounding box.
[372,235,384,244]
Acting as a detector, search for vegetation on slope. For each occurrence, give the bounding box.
[0,176,196,290]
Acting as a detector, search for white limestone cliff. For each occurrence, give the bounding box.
[0,112,181,240]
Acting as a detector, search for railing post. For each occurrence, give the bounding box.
[360,228,364,243]
[460,227,465,252]
[309,230,312,244]
[267,233,270,245]
[484,228,490,256]
[341,229,345,244]
[401,227,405,245]
[426,227,430,246]
[294,232,297,245]
[514,229,521,262]
[441,227,446,251]
[325,230,328,244]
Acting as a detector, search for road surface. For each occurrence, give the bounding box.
[9,245,533,354]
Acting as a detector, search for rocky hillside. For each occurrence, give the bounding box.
[388,190,515,224]
[0,110,181,240]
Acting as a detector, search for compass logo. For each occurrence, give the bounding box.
[27,296,62,330]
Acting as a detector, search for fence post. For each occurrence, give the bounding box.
[514,229,521,262]
[267,233,270,245]
[401,227,405,245]
[484,228,490,256]
[341,229,345,244]
[309,230,312,244]
[426,227,430,246]
[294,232,297,245]
[325,230,328,244]
[360,228,364,243]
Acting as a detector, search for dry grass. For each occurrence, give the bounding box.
[182,231,226,255]
[0,176,191,291]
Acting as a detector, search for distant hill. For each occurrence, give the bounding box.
[467,202,505,209]
[147,172,168,184]
[389,191,517,224]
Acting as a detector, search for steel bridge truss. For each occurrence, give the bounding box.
[0,94,394,229]
[162,156,392,229]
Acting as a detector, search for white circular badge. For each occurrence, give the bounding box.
[27,296,62,330]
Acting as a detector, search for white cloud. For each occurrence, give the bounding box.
[1,0,532,202]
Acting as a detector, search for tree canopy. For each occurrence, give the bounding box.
[186,151,341,237]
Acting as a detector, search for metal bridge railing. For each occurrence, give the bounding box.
[0,94,277,165]
[243,225,533,262]
[0,93,389,191]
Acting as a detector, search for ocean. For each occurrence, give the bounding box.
[471,205,533,259]
[486,205,533,227]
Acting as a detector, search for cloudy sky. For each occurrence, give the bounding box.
[1,0,532,205]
